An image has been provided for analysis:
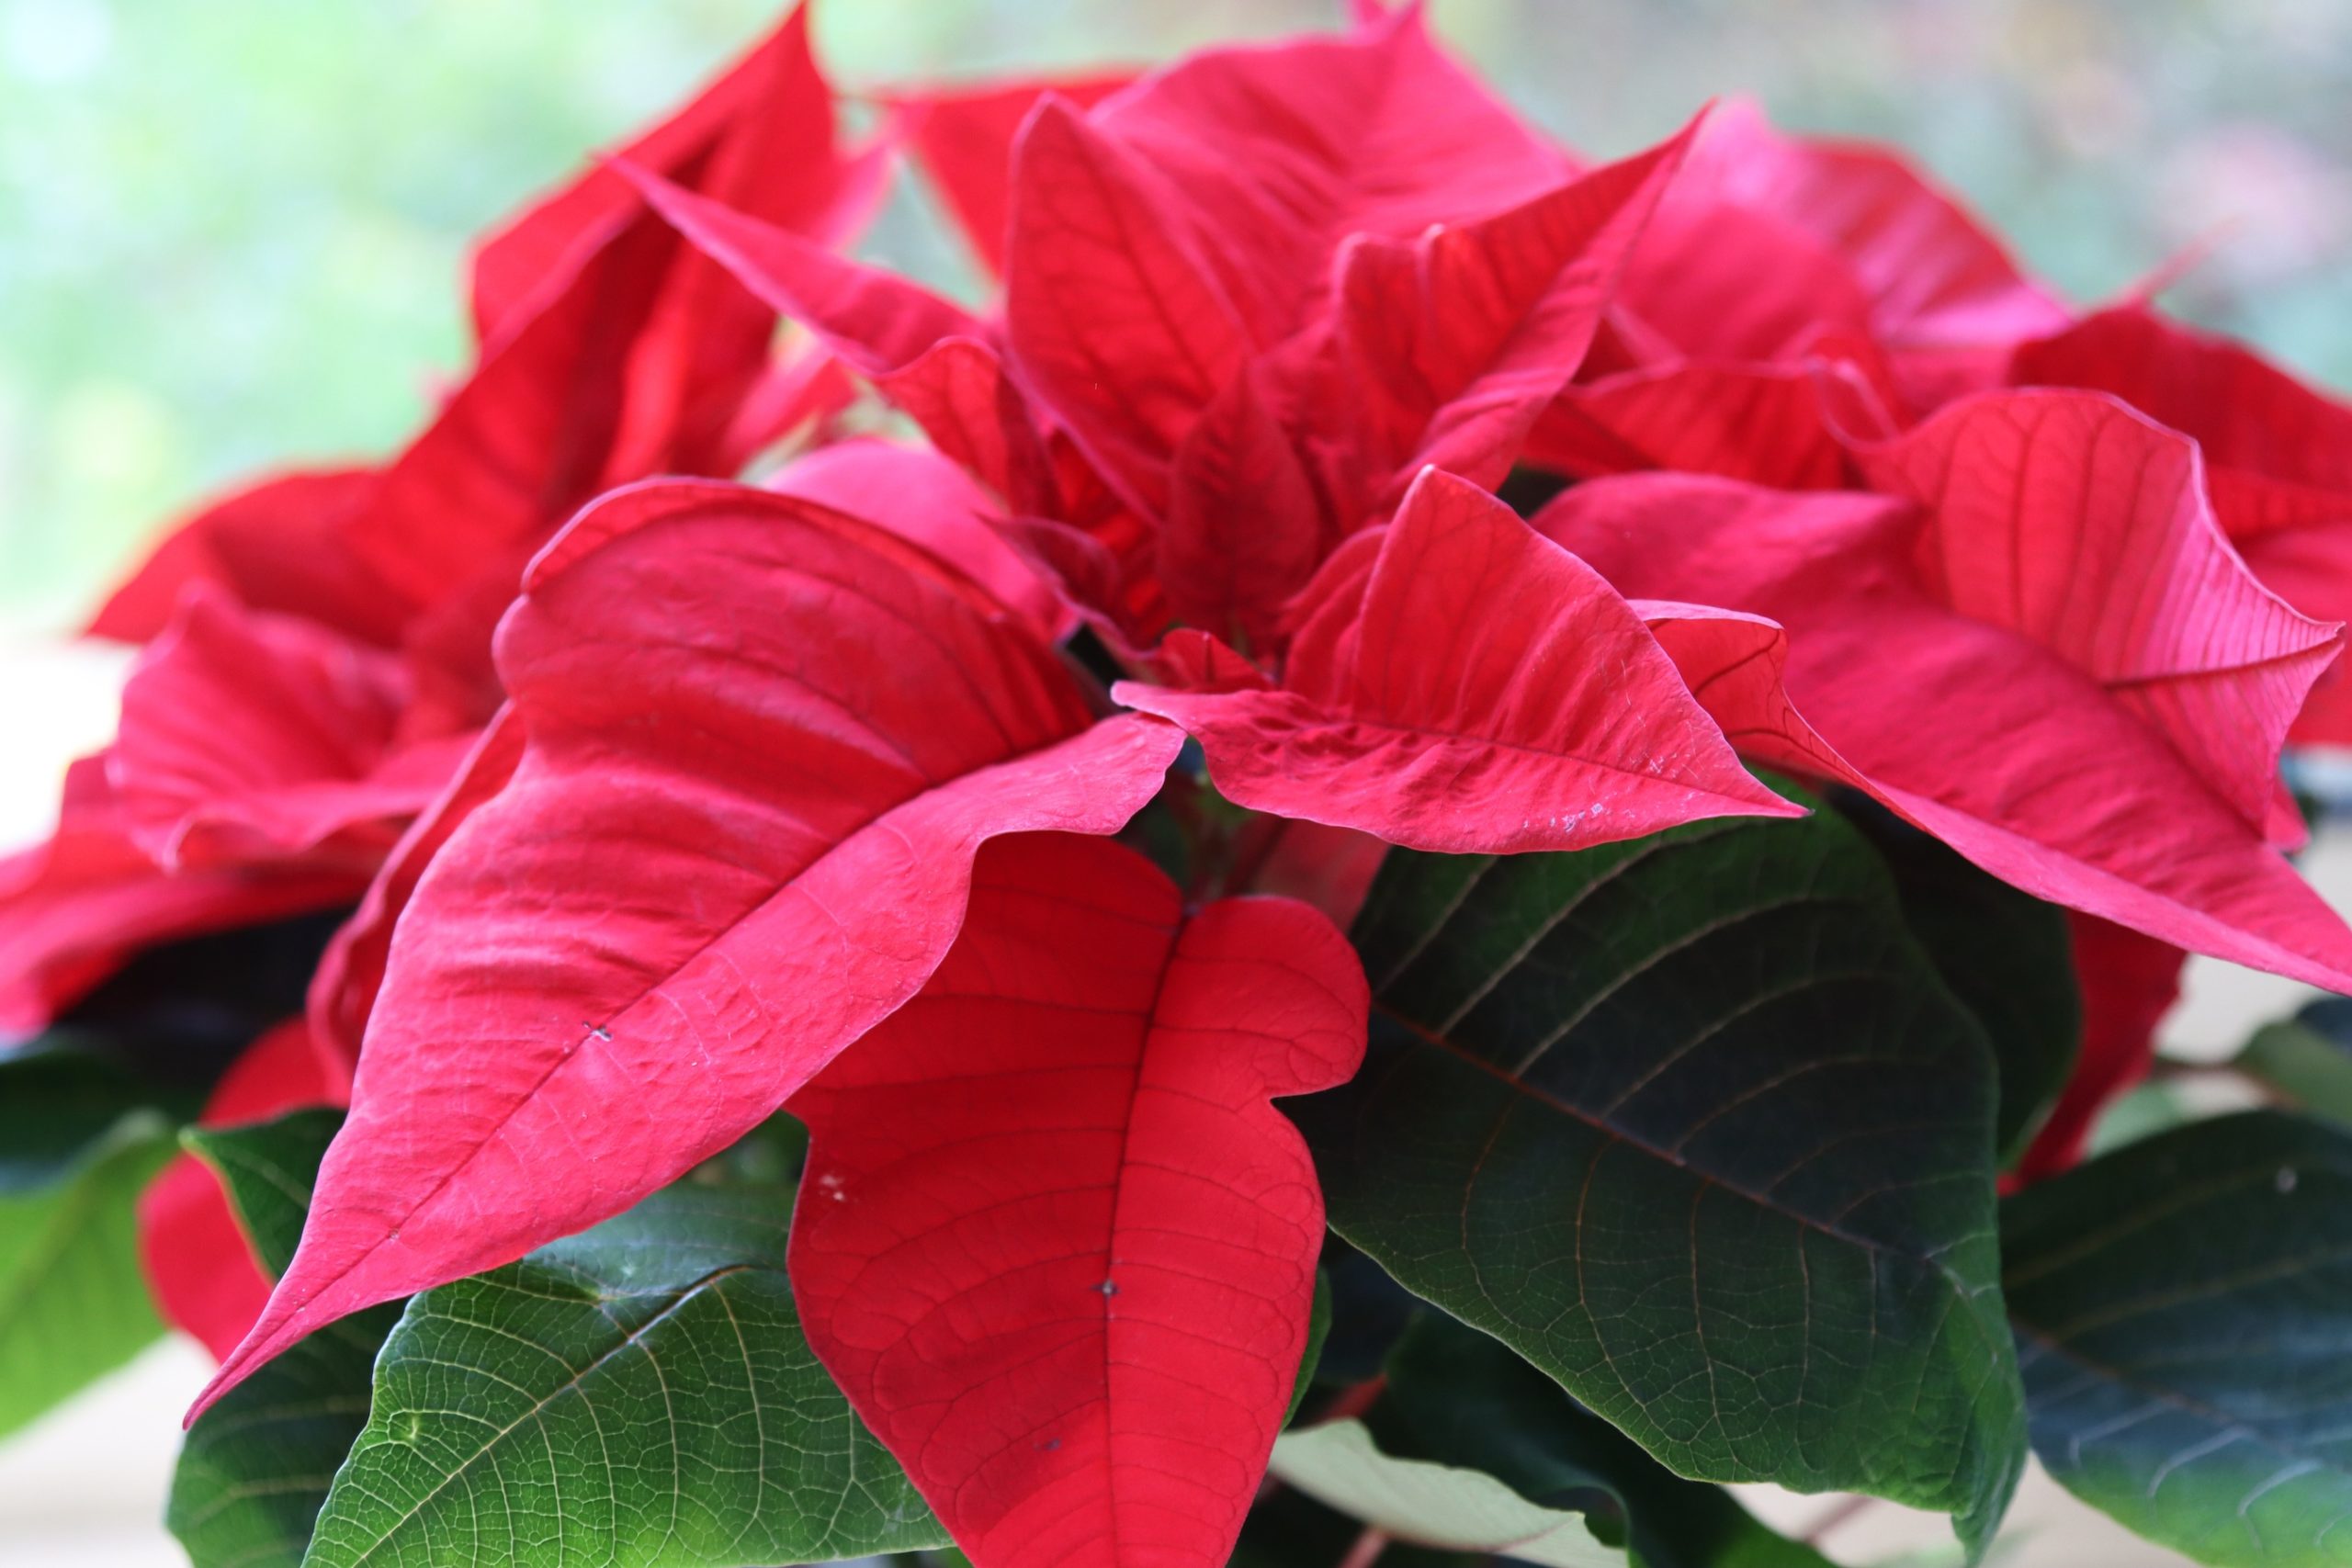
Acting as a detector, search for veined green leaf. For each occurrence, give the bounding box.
[1836,795,2079,1164]
[1374,1313,1834,1568]
[171,1109,384,1568]
[304,1183,945,1567]
[1298,806,2025,1553]
[2006,1111,2352,1567]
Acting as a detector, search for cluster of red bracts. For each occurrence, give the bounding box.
[7,4,2352,1564]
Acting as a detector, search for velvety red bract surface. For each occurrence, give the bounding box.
[1086,4,1571,344]
[1311,120,1698,518]
[789,832,1366,1568]
[1115,468,1798,853]
[0,760,366,1038]
[1856,390,2339,843]
[138,1021,343,1360]
[87,469,404,649]
[304,710,526,1091]
[1525,360,1877,491]
[1004,97,1254,524]
[1541,473,2352,992]
[109,588,473,873]
[194,482,1182,1416]
[888,73,1136,276]
[1660,103,2066,383]
[2010,305,2352,744]
[766,438,1065,635]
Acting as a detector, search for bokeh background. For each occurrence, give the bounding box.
[2,0,2346,1562]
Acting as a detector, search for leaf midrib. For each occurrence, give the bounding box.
[1377,1004,1976,1291]
[337,1262,766,1566]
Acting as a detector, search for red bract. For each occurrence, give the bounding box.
[1623,102,2065,407]
[1856,391,2333,847]
[0,760,365,1038]
[303,710,526,1089]
[1118,468,1798,852]
[110,588,470,872]
[2011,304,2352,745]
[343,2,879,614]
[643,7,1676,654]
[195,481,1182,1415]
[889,73,1136,276]
[7,2,878,1042]
[86,469,402,649]
[791,832,1365,1568]
[1539,434,2352,992]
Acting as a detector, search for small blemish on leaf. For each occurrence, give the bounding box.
[398,1413,423,1445]
[1036,1437,1061,1451]
[1097,1279,1118,1297]
[2278,1167,2299,1193]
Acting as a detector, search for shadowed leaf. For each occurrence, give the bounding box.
[2007,1111,2352,1566]
[1297,799,2025,1552]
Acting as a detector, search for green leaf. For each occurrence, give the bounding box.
[1374,1313,1834,1568]
[1298,807,2025,1552]
[185,1106,346,1275]
[0,1111,174,1438]
[170,1109,387,1568]
[2005,1110,2352,1566]
[1272,1419,1624,1565]
[2235,1000,2352,1131]
[1287,1269,1334,1427]
[305,1183,946,1567]
[1836,795,2079,1164]
[0,1035,172,1194]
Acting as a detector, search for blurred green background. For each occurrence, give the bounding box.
[3,0,2346,634]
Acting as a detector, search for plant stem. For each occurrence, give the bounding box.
[1337,1525,1391,1568]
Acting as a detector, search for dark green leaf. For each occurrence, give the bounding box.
[1300,807,2024,1552]
[1835,794,2080,1163]
[2006,1110,2352,1566]
[51,908,350,1095]
[1374,1313,1834,1568]
[184,1106,345,1275]
[173,1308,397,1568]
[0,1113,173,1438]
[306,1183,946,1566]
[2235,999,2352,1130]
[0,1033,170,1194]
[1287,1269,1334,1427]
[170,1108,390,1568]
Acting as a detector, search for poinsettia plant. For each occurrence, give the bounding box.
[10,4,2352,1566]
